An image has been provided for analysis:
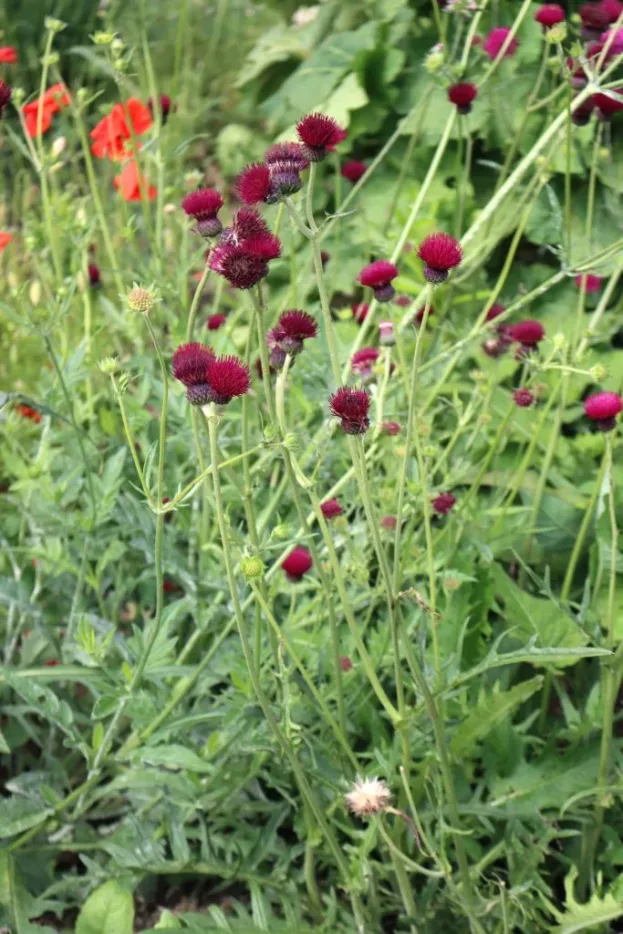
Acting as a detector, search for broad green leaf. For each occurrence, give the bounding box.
[491,744,601,815]
[0,797,53,838]
[135,744,212,773]
[75,881,134,934]
[451,677,543,756]
[3,673,79,740]
[0,852,55,934]
[154,910,181,929]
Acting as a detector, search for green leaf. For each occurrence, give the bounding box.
[0,797,53,838]
[549,869,623,932]
[451,676,543,757]
[491,744,601,815]
[154,910,181,929]
[75,881,134,934]
[4,673,79,740]
[0,852,54,934]
[135,744,212,773]
[91,694,122,720]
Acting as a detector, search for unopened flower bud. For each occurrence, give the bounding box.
[545,22,566,43]
[45,16,66,32]
[379,320,395,346]
[111,38,125,55]
[51,136,66,158]
[92,31,115,45]
[272,524,290,540]
[126,285,156,313]
[98,357,118,374]
[591,363,608,381]
[240,555,264,580]
[552,332,566,350]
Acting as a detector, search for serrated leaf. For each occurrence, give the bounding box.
[451,676,543,757]
[550,869,623,932]
[75,881,134,934]
[4,673,78,740]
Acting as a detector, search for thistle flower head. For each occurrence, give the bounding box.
[329,386,371,434]
[513,388,534,407]
[339,656,353,672]
[448,82,478,114]
[268,159,303,197]
[381,515,397,530]
[432,492,456,515]
[594,90,623,118]
[482,26,519,59]
[88,263,101,287]
[209,243,269,289]
[575,272,602,292]
[535,4,565,28]
[296,112,345,161]
[320,498,343,519]
[181,188,224,237]
[571,96,595,125]
[126,284,157,313]
[382,421,401,436]
[379,320,394,345]
[584,390,623,430]
[486,303,505,321]
[417,233,463,283]
[275,309,317,354]
[341,160,367,183]
[345,776,391,817]
[351,347,380,377]
[0,80,12,114]
[282,545,313,581]
[237,163,272,205]
[414,303,435,326]
[352,302,369,324]
[227,208,269,245]
[203,355,251,404]
[148,93,172,122]
[358,260,399,302]
[172,342,214,386]
[243,231,282,260]
[264,141,309,170]
[207,313,226,331]
[509,319,545,347]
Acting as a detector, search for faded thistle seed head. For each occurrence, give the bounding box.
[345,777,392,817]
[240,555,265,580]
[126,285,156,313]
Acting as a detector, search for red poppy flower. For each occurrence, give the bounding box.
[0,231,13,250]
[23,83,70,137]
[90,98,152,160]
[16,404,42,424]
[0,47,17,64]
[113,159,157,202]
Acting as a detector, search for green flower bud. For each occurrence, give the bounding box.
[240,555,265,580]
[98,357,118,375]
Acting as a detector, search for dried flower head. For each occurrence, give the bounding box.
[575,272,602,292]
[482,26,519,60]
[341,160,367,183]
[277,309,318,354]
[345,776,391,817]
[418,233,463,283]
[209,243,269,289]
[513,388,534,407]
[265,141,309,170]
[584,391,623,430]
[296,112,345,162]
[535,4,565,28]
[382,421,401,435]
[329,386,371,434]
[181,188,224,238]
[448,82,478,114]
[237,163,273,205]
[358,260,399,302]
[282,546,313,581]
[320,498,343,519]
[127,285,156,313]
[351,347,381,378]
[432,492,456,515]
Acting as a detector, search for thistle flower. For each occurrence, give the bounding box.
[339,656,353,672]
[379,320,395,346]
[382,421,401,435]
[345,777,391,817]
[575,273,602,292]
[265,141,309,170]
[351,347,380,378]
[394,295,412,307]
[448,82,478,114]
[509,319,545,354]
[172,342,214,388]
[417,233,462,284]
[224,208,270,247]
[127,285,157,313]
[202,355,251,405]
[381,515,397,530]
[181,188,224,238]
[486,303,505,321]
[352,302,369,324]
[341,160,367,183]
[296,112,345,162]
[580,0,620,32]
[282,546,313,581]
[148,93,172,123]
[242,231,281,261]
[414,304,435,326]
[329,386,371,434]
[207,313,226,330]
[594,91,623,119]
[358,260,399,302]
[88,263,101,287]
[482,27,519,60]
[571,97,595,126]
[513,388,534,407]
[267,159,303,197]
[600,26,623,54]
[535,4,565,28]
[209,243,269,289]
[276,309,317,355]
[584,391,623,430]
[482,337,508,358]
[320,498,343,519]
[0,80,11,116]
[237,163,273,205]
[432,492,456,515]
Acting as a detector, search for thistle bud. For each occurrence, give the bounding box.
[98,357,118,374]
[240,555,264,580]
[126,285,156,313]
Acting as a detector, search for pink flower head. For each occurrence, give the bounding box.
[237,163,272,205]
[320,498,343,519]
[243,231,282,261]
[584,391,623,430]
[535,4,565,28]
[358,260,399,302]
[417,233,463,284]
[202,355,251,405]
[575,273,603,292]
[600,27,623,54]
[207,313,226,330]
[513,388,534,407]
[580,0,619,30]
[486,303,506,321]
[282,546,313,581]
[296,113,345,162]
[181,188,224,238]
[148,94,173,123]
[266,327,287,371]
[509,320,545,350]
[209,243,269,289]
[172,342,215,387]
[379,320,394,346]
[382,421,401,436]
[352,302,369,324]
[483,27,519,60]
[381,515,397,530]
[341,160,367,183]
[0,80,11,115]
[88,263,101,287]
[414,303,435,326]
[432,492,456,515]
[276,309,317,355]
[351,347,380,378]
[265,141,309,171]
[448,82,478,114]
[329,386,371,434]
[227,208,269,245]
[339,656,353,672]
[594,90,623,118]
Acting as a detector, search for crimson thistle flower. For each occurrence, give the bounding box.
[351,347,380,379]
[381,421,401,436]
[432,492,456,515]
[172,342,214,387]
[237,163,273,205]
[88,263,101,287]
[329,386,371,434]
[414,303,435,326]
[0,80,11,115]
[352,302,369,324]
[181,188,224,238]
[172,344,249,405]
[584,391,623,431]
[575,273,602,292]
[227,208,269,244]
[358,260,399,302]
[320,498,343,519]
[594,91,623,119]
[482,26,519,59]
[341,160,367,183]
[148,93,172,123]
[381,515,397,530]
[418,233,462,284]
[513,388,534,407]
[296,112,345,162]
[535,4,565,28]
[448,82,478,114]
[339,656,353,672]
[209,242,271,289]
[275,309,317,355]
[282,546,313,581]
[266,327,287,371]
[203,355,251,404]
[207,313,226,331]
[509,320,545,356]
[265,141,309,170]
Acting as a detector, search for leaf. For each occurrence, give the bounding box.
[154,910,181,929]
[4,673,79,740]
[93,448,127,524]
[451,677,543,757]
[526,184,563,246]
[75,881,134,934]
[135,744,212,773]
[0,797,53,838]
[0,852,54,934]
[549,868,623,932]
[322,72,369,125]
[490,744,601,815]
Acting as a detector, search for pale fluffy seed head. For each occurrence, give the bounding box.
[344,776,391,816]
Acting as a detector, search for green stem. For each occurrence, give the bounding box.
[186,263,210,341]
[561,450,609,602]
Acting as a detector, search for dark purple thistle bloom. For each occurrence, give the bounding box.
[358,260,399,303]
[513,388,534,407]
[265,141,309,171]
[282,546,313,581]
[148,93,173,123]
[0,80,11,116]
[237,163,273,205]
[296,112,345,162]
[209,243,269,289]
[277,309,317,355]
[203,355,250,404]
[181,188,224,237]
[432,492,456,515]
[448,82,478,114]
[351,347,380,378]
[329,386,371,435]
[88,263,101,287]
[535,4,565,28]
[341,160,367,183]
[320,498,343,519]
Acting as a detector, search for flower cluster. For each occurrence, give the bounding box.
[266,309,317,368]
[172,343,250,405]
[209,208,281,289]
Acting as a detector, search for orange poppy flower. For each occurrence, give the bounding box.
[23,83,71,138]
[113,159,156,202]
[0,232,13,250]
[0,47,17,64]
[90,98,152,160]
